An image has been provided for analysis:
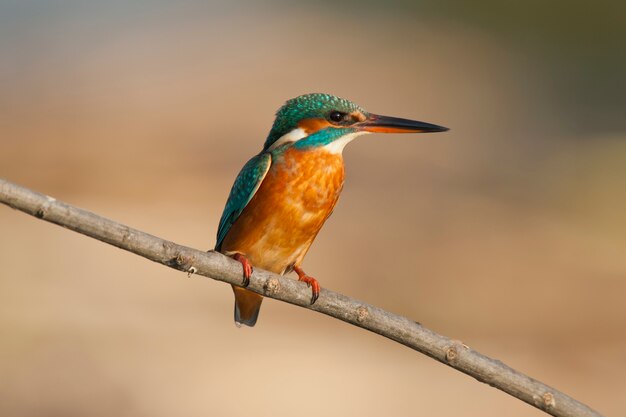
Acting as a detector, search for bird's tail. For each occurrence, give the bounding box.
[232,285,264,327]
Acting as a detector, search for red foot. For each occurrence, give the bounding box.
[232,253,253,287]
[293,265,320,305]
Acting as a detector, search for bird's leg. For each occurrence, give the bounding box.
[232,253,253,287]
[293,265,320,305]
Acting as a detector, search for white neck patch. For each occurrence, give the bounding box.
[267,128,369,154]
[322,131,370,154]
[267,127,307,151]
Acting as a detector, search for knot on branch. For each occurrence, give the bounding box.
[356,306,369,323]
[543,392,556,408]
[175,253,187,266]
[445,345,458,363]
[533,392,556,410]
[35,196,56,219]
[264,277,281,296]
[167,251,195,272]
[445,341,468,364]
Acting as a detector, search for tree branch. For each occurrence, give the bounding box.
[0,178,602,417]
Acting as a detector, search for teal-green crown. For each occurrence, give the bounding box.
[264,93,366,150]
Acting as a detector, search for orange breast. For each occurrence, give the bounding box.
[220,147,345,274]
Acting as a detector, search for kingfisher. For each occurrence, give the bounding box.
[215,93,448,327]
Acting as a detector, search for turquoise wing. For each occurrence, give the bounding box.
[215,152,272,251]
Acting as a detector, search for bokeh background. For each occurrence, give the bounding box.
[1,1,625,416]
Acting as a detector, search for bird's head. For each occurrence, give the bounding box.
[263,93,448,153]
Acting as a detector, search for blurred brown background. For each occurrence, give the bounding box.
[1,1,625,416]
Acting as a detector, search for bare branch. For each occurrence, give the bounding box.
[0,178,603,417]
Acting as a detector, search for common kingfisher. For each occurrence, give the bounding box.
[215,93,448,327]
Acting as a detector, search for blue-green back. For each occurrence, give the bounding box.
[215,152,271,250]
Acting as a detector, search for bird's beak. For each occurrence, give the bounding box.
[357,113,449,134]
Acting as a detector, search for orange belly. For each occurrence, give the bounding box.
[220,146,345,274]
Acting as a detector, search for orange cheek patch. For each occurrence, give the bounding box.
[297,118,332,134]
[350,111,367,122]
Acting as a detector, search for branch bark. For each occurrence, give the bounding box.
[0,178,603,417]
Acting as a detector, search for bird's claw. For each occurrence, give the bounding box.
[233,253,253,287]
[293,265,320,304]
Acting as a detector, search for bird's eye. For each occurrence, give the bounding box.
[329,111,345,123]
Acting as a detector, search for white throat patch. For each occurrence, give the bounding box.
[322,131,370,154]
[267,128,369,154]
